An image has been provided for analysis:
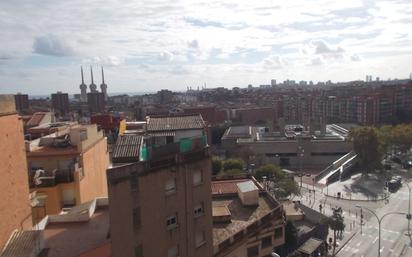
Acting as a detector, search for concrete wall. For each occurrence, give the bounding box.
[237,139,352,169]
[78,137,109,203]
[0,109,33,249]
[221,223,285,257]
[175,129,203,142]
[109,157,213,257]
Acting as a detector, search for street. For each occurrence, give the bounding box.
[294,175,412,256]
[336,182,412,257]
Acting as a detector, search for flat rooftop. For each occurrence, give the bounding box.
[43,207,110,257]
[212,196,277,246]
[211,178,280,246]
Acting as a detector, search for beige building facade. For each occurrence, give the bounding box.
[0,95,33,250]
[27,124,109,222]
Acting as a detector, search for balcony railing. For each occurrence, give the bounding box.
[140,136,208,162]
[29,166,79,188]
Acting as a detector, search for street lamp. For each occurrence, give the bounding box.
[355,205,407,257]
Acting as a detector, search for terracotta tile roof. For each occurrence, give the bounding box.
[26,112,46,127]
[146,114,205,131]
[112,135,142,160]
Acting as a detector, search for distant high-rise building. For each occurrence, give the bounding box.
[89,66,97,93]
[100,67,108,101]
[14,93,29,113]
[271,79,277,86]
[0,95,33,249]
[87,92,106,114]
[79,66,87,103]
[51,91,69,117]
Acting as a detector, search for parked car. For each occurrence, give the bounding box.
[387,177,401,192]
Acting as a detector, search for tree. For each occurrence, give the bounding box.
[323,209,345,255]
[285,220,298,249]
[221,169,244,175]
[255,164,285,180]
[276,178,300,197]
[391,124,412,152]
[223,158,245,171]
[351,127,383,173]
[378,125,393,154]
[212,157,222,175]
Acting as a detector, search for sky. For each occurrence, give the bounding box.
[1,0,412,95]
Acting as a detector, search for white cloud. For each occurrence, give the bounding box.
[33,35,75,56]
[350,54,362,62]
[158,51,174,62]
[0,0,411,93]
[263,55,284,70]
[188,39,199,48]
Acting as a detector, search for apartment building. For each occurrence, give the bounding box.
[0,95,33,250]
[26,124,110,222]
[51,91,70,117]
[212,176,285,257]
[14,93,30,113]
[108,114,213,257]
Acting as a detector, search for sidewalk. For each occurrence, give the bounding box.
[296,191,361,256]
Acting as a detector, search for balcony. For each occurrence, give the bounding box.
[140,136,207,162]
[29,166,81,188]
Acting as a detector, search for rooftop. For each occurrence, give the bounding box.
[212,196,276,246]
[112,134,142,162]
[297,238,324,255]
[211,178,249,195]
[43,207,110,257]
[211,177,282,247]
[1,199,110,257]
[146,114,205,131]
[26,112,48,127]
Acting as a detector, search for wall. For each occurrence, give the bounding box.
[175,129,203,142]
[78,137,109,203]
[0,111,33,249]
[109,157,213,257]
[30,183,76,219]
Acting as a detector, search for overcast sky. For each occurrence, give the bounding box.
[1,0,412,95]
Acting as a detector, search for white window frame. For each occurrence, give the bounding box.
[195,231,206,248]
[193,169,203,186]
[166,214,178,230]
[167,245,179,257]
[194,202,204,218]
[165,178,176,196]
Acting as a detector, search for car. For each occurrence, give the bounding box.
[391,156,402,164]
[388,178,401,192]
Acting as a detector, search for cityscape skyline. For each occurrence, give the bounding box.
[1,0,412,94]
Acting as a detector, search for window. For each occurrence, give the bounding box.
[261,235,272,248]
[133,208,141,230]
[274,227,283,239]
[195,231,206,248]
[194,202,204,218]
[247,245,259,257]
[165,178,176,195]
[130,174,139,192]
[134,244,143,257]
[193,170,203,186]
[166,214,178,230]
[167,245,178,257]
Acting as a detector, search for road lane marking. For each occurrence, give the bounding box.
[373,237,378,244]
